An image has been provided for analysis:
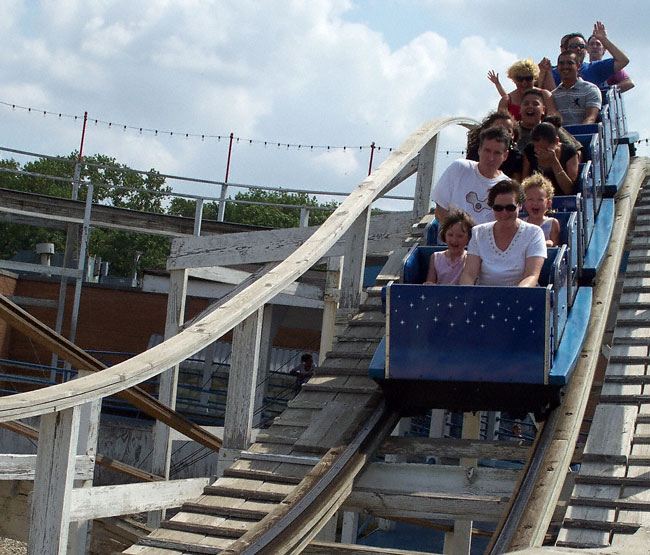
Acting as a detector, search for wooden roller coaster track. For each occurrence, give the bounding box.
[1,114,650,553]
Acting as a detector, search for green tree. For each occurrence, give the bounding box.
[0,154,172,277]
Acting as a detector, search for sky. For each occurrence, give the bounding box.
[2,0,649,212]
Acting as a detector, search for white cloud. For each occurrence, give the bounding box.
[313,148,361,177]
[0,0,648,200]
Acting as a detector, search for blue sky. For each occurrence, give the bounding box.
[1,1,648,211]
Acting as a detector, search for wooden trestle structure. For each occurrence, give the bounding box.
[1,117,650,554]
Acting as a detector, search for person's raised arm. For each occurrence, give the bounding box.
[562,152,580,190]
[518,256,545,287]
[497,96,510,115]
[617,78,634,93]
[541,89,558,116]
[488,70,508,98]
[459,253,481,285]
[592,21,629,72]
[538,57,556,91]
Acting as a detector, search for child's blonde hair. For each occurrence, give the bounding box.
[522,174,554,203]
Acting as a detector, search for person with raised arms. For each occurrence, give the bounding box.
[544,21,629,89]
[587,33,634,92]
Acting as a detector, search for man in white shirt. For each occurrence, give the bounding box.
[432,126,509,224]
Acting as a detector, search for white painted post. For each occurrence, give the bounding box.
[254,304,287,427]
[412,135,439,221]
[217,184,228,222]
[67,369,101,555]
[28,407,80,555]
[444,520,473,555]
[339,208,371,310]
[429,409,447,438]
[319,257,341,364]
[193,198,204,236]
[218,307,264,475]
[68,182,94,346]
[485,411,499,440]
[428,409,448,463]
[50,161,83,380]
[299,207,310,227]
[443,411,481,555]
[340,511,359,544]
[149,269,187,527]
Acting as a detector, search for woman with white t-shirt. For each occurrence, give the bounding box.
[460,179,546,287]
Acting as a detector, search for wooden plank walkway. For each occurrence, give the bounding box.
[123,229,406,553]
[557,187,650,549]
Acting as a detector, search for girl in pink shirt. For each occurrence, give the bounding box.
[424,211,475,285]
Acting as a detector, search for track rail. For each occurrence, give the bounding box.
[488,157,650,553]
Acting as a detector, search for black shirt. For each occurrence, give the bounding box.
[523,142,579,195]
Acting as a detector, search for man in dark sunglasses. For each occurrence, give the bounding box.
[546,21,629,89]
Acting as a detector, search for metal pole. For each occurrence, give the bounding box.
[225,132,234,183]
[51,112,88,380]
[368,141,376,176]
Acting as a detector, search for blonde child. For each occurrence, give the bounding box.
[424,211,475,284]
[522,174,560,247]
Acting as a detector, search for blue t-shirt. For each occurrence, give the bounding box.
[552,58,616,87]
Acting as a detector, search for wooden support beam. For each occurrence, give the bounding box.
[0,186,259,237]
[168,211,411,270]
[340,208,370,309]
[412,134,438,221]
[319,257,341,364]
[0,454,93,481]
[223,308,263,449]
[343,461,518,521]
[28,407,80,555]
[149,268,187,527]
[69,477,210,521]
[378,436,531,461]
[0,259,82,278]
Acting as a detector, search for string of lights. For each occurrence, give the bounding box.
[0,99,397,152]
[0,99,473,157]
[7,98,646,158]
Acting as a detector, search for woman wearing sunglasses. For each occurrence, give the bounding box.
[493,58,556,122]
[460,179,546,287]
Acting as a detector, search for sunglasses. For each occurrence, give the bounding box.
[492,203,518,212]
[514,75,534,83]
[567,42,586,50]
